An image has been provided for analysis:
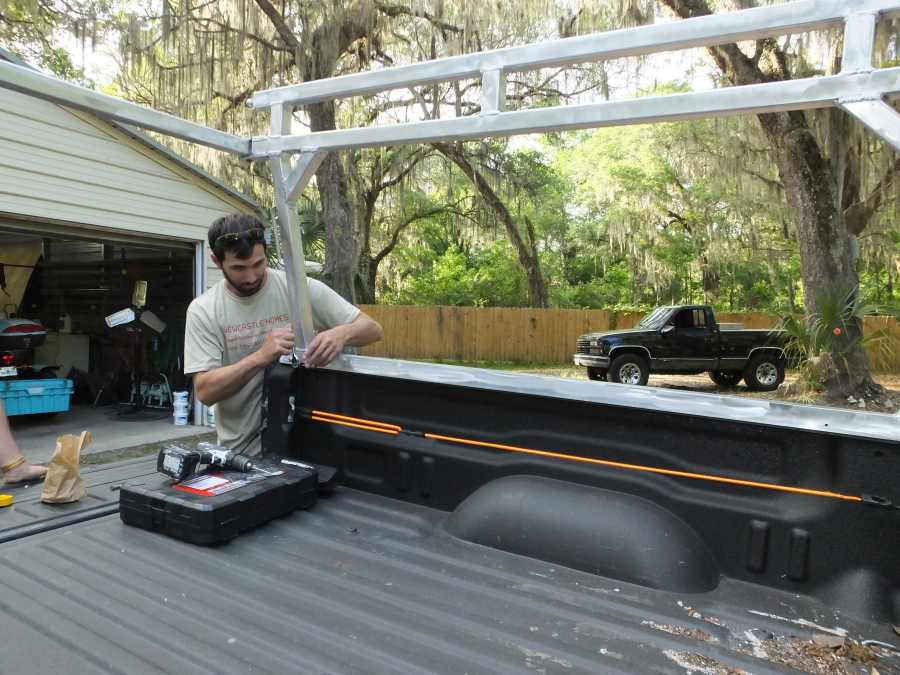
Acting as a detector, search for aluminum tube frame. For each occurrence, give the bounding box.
[481,69,507,115]
[841,12,877,73]
[1,0,898,434]
[840,99,900,151]
[250,68,900,156]
[269,105,322,353]
[0,59,250,156]
[193,241,207,427]
[248,0,900,109]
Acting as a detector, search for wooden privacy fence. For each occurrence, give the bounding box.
[358,305,900,371]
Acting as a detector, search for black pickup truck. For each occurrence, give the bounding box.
[574,305,789,391]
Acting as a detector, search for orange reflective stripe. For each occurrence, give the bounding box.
[307,409,862,502]
[311,415,400,436]
[311,409,402,433]
[424,432,862,502]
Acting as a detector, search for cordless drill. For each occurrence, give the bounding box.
[158,442,257,481]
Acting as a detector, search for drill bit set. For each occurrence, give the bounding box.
[119,442,320,545]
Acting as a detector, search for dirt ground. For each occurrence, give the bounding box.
[483,363,900,415]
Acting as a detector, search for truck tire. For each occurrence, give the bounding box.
[744,353,785,391]
[609,353,649,386]
[708,370,743,388]
[587,367,607,381]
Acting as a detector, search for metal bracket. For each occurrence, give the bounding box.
[861,494,896,509]
[285,151,325,202]
[840,98,900,151]
[278,351,301,368]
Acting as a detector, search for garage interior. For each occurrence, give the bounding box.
[2,222,198,428]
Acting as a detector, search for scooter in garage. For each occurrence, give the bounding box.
[0,317,71,417]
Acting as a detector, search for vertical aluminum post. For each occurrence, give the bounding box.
[193,240,207,426]
[841,12,876,74]
[481,69,507,115]
[268,104,323,356]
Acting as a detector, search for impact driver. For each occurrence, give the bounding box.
[158,442,257,481]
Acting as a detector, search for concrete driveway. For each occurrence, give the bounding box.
[11,404,211,465]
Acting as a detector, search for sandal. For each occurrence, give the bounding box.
[2,455,48,485]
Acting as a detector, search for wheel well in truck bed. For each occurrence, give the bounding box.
[445,475,719,593]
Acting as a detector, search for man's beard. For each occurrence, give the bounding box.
[222,267,264,297]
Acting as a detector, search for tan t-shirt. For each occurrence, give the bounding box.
[184,269,359,455]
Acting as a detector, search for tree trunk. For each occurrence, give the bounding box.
[255,0,378,303]
[661,0,883,401]
[433,142,548,307]
[356,250,377,304]
[306,102,358,301]
[766,124,875,398]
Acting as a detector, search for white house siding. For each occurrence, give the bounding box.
[0,87,252,291]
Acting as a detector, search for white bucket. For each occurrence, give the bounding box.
[173,395,189,426]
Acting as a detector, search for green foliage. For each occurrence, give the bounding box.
[377,104,895,315]
[780,286,898,387]
[385,241,528,307]
[0,0,114,85]
[550,261,634,309]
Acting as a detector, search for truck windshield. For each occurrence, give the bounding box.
[636,308,670,329]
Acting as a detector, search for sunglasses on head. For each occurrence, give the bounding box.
[213,228,265,249]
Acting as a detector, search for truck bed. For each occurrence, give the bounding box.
[1,475,897,675]
[0,455,156,543]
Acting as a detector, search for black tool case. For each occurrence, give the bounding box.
[119,457,317,545]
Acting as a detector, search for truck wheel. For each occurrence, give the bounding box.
[708,371,743,388]
[744,353,785,391]
[587,367,607,381]
[609,354,649,386]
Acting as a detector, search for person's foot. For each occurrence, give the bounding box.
[3,459,47,485]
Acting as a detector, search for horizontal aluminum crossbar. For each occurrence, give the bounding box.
[250,68,900,156]
[248,0,900,109]
[0,59,251,156]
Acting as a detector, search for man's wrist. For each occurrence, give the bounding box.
[335,324,351,348]
[247,349,269,370]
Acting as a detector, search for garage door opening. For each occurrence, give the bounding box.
[1,222,211,458]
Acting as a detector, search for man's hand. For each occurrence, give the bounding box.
[194,329,292,406]
[255,327,295,365]
[304,326,347,368]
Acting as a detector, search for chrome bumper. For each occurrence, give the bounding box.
[573,354,610,368]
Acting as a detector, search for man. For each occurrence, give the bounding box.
[184,214,383,455]
[0,401,47,485]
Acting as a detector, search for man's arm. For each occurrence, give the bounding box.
[304,312,383,367]
[194,328,294,405]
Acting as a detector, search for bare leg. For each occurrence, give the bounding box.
[0,401,47,485]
